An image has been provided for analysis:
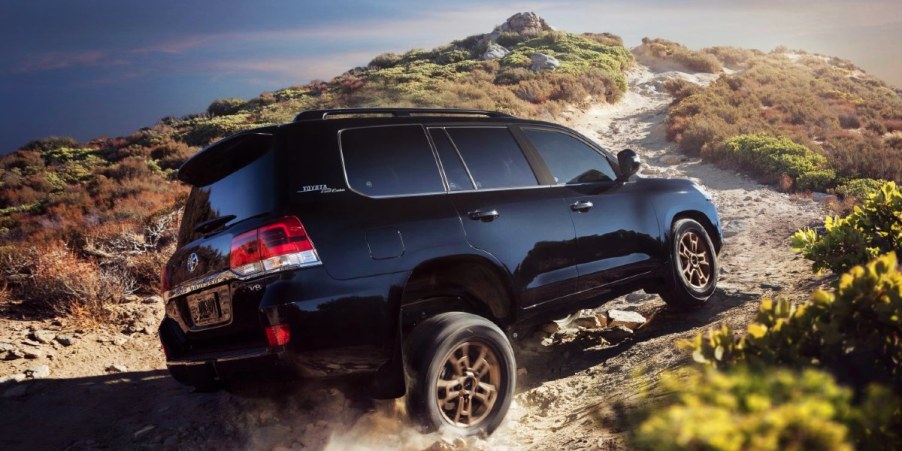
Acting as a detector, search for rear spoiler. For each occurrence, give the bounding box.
[178,133,273,186]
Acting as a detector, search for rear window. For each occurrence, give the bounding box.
[177,149,275,246]
[445,127,537,189]
[340,125,444,197]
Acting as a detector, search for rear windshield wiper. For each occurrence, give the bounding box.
[193,215,236,235]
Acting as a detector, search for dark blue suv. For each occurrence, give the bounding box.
[159,108,722,435]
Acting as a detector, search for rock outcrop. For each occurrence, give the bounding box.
[482,42,510,60]
[531,53,560,71]
[492,12,553,36]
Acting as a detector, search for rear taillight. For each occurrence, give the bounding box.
[160,265,171,293]
[265,324,291,347]
[229,216,320,276]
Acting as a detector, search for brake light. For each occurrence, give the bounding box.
[160,265,171,293]
[265,324,291,347]
[229,216,320,276]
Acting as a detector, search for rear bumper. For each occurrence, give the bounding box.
[166,346,290,386]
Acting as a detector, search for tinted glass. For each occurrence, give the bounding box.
[341,125,444,197]
[429,128,475,191]
[524,129,617,184]
[446,128,537,189]
[178,149,275,246]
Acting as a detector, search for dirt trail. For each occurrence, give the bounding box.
[0,64,828,450]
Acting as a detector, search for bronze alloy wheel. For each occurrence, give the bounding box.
[677,230,713,290]
[435,341,501,428]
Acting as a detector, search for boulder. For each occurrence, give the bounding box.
[606,309,647,330]
[27,365,50,379]
[491,12,553,37]
[530,53,560,72]
[481,42,510,60]
[570,309,601,329]
[31,330,56,344]
[55,335,76,346]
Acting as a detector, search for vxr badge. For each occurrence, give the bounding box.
[187,252,199,273]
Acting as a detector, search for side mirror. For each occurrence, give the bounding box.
[617,149,641,181]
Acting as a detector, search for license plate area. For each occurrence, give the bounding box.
[187,285,232,328]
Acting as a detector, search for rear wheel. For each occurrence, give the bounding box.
[660,219,718,309]
[404,312,515,436]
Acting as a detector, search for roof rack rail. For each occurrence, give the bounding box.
[293,108,515,122]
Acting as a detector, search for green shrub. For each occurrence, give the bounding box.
[368,52,402,69]
[792,181,902,273]
[668,253,902,449]
[206,97,245,117]
[635,367,855,451]
[835,178,887,200]
[796,169,837,192]
[684,252,902,389]
[722,134,832,186]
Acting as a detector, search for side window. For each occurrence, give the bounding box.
[429,128,475,191]
[445,127,538,189]
[341,125,445,197]
[524,128,618,184]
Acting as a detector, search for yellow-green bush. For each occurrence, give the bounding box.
[685,253,902,389]
[721,134,834,189]
[792,181,902,273]
[635,367,855,451]
[651,253,902,449]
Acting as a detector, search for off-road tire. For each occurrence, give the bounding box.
[403,312,515,436]
[660,219,718,309]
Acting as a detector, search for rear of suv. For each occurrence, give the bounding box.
[160,108,722,435]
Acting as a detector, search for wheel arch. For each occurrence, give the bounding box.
[671,210,722,253]
[398,254,516,334]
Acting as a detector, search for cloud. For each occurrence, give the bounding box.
[15,50,128,72]
[203,51,377,83]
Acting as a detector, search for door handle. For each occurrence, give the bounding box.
[570,200,594,212]
[468,209,500,222]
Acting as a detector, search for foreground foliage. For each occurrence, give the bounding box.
[792,181,902,273]
[635,253,902,449]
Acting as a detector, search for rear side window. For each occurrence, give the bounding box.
[341,125,444,197]
[446,127,537,189]
[524,128,617,184]
[428,128,475,191]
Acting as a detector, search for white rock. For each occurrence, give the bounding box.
[31,331,56,344]
[607,310,647,330]
[107,364,128,373]
[482,42,510,60]
[0,374,26,383]
[28,365,51,379]
[570,309,601,329]
[530,53,560,71]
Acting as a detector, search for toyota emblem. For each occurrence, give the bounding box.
[187,253,199,273]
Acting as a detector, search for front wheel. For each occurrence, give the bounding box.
[403,312,515,436]
[660,219,718,309]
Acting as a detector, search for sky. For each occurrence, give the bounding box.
[1,0,900,154]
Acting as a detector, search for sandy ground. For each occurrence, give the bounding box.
[0,64,829,450]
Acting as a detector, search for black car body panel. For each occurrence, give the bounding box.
[160,108,722,388]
